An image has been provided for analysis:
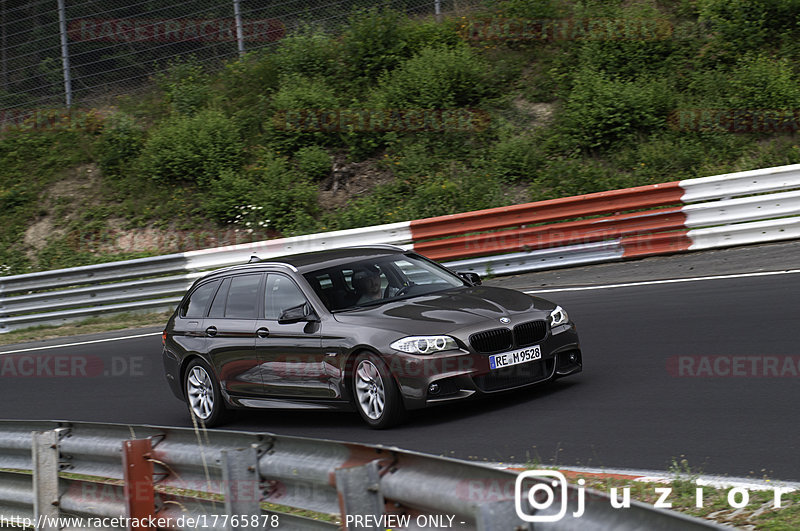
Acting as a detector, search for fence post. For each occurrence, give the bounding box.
[232,0,245,57]
[56,0,72,107]
[32,430,60,531]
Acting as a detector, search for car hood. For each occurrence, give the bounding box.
[331,286,555,334]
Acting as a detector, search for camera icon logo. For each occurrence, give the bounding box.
[514,470,569,522]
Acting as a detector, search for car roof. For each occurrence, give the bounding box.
[203,245,410,280]
[270,244,407,271]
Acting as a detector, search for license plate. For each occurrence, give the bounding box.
[489,345,542,370]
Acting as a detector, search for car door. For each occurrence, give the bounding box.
[255,273,331,398]
[203,273,265,396]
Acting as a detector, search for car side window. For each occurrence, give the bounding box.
[264,274,307,320]
[181,280,220,318]
[207,277,231,318]
[224,274,263,319]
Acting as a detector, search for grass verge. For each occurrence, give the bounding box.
[0,311,172,346]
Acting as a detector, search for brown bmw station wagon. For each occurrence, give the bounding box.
[162,245,582,428]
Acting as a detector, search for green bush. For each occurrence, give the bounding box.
[136,110,243,187]
[403,18,462,51]
[487,0,562,18]
[274,29,342,80]
[156,60,212,116]
[247,152,320,235]
[330,167,507,229]
[264,77,344,153]
[214,52,280,139]
[609,132,748,182]
[204,152,319,235]
[557,67,675,152]
[295,146,332,180]
[97,114,145,177]
[340,9,411,84]
[485,133,545,182]
[698,0,800,52]
[371,45,493,109]
[202,169,255,223]
[530,158,632,200]
[728,54,800,109]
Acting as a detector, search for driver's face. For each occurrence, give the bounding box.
[365,273,381,293]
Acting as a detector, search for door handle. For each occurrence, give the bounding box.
[256,327,270,338]
[205,326,217,337]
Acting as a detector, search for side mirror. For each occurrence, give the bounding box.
[278,303,317,324]
[457,272,482,286]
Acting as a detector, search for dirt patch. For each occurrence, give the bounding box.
[23,164,102,260]
[23,217,62,252]
[512,97,555,129]
[318,156,396,212]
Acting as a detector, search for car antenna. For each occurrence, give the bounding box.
[248,255,261,263]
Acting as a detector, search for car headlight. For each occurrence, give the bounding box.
[390,336,459,355]
[549,305,569,327]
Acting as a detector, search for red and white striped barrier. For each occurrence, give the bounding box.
[408,164,800,268]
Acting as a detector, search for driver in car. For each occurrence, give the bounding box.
[353,266,383,304]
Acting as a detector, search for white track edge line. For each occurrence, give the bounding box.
[0,332,162,355]
[523,269,800,294]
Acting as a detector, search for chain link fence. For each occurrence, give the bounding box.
[0,0,480,117]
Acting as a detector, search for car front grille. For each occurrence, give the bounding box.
[473,359,554,392]
[514,320,548,346]
[469,320,548,353]
[469,328,512,354]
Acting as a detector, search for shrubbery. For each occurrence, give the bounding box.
[370,45,493,109]
[202,152,319,236]
[698,0,800,53]
[274,30,342,81]
[136,110,243,187]
[156,60,212,116]
[295,146,332,180]
[557,67,675,153]
[97,115,144,178]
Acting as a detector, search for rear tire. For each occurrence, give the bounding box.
[184,358,231,428]
[352,352,405,429]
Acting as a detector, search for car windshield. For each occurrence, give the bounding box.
[303,253,465,312]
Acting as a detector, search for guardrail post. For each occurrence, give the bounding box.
[221,446,262,531]
[335,461,385,531]
[32,430,60,531]
[123,438,155,531]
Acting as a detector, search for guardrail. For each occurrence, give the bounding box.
[1,164,800,333]
[0,420,723,530]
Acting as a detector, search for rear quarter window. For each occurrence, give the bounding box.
[181,280,220,318]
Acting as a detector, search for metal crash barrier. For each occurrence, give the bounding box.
[0,421,724,530]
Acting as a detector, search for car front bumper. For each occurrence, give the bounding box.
[389,323,582,410]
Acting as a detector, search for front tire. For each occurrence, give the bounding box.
[352,353,405,429]
[184,359,230,428]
